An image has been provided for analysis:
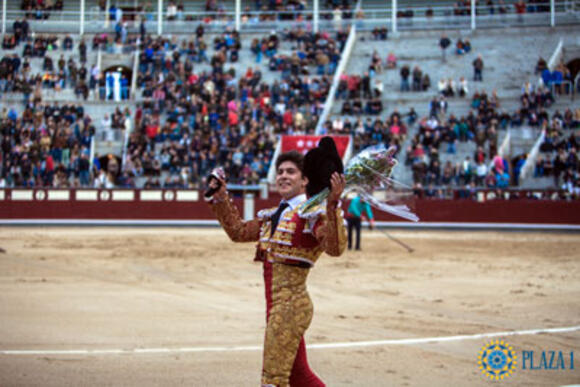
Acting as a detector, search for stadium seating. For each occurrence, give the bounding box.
[1,1,579,197]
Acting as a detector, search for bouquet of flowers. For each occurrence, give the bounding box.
[298,145,419,222]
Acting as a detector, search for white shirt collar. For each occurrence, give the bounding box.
[283,193,307,211]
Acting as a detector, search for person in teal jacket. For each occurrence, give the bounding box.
[347,194,374,251]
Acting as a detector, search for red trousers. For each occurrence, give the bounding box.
[263,261,325,387]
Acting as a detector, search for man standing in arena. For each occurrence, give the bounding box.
[346,194,374,251]
[207,147,346,387]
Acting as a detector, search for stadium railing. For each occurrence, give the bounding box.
[2,1,578,34]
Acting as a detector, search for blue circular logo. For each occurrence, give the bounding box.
[478,340,517,380]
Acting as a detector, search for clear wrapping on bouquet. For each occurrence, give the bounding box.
[298,145,419,222]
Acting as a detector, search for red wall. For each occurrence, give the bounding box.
[1,189,579,224]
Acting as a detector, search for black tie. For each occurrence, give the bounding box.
[271,202,290,236]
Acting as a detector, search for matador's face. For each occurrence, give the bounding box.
[276,161,307,201]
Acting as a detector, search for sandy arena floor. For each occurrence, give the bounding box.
[0,227,578,387]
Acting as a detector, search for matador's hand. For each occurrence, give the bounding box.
[205,168,228,202]
[327,172,346,209]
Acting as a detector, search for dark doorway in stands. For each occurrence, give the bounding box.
[103,65,132,102]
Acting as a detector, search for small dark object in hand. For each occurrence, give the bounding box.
[204,168,225,199]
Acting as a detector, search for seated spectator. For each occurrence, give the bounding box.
[407,107,418,126]
[421,74,431,91]
[365,98,383,115]
[551,65,564,94]
[371,27,388,40]
[535,56,547,74]
[457,76,468,97]
[463,38,471,53]
[386,52,397,69]
[373,78,383,98]
[63,35,73,50]
[439,78,455,97]
[412,66,422,91]
[167,1,178,20]
[456,39,465,55]
[485,170,497,187]
[352,99,363,115]
[400,65,410,91]
[379,27,388,40]
[534,156,546,177]
[336,72,348,99]
[2,35,17,50]
[441,161,456,185]
[332,118,344,132]
[438,78,447,95]
[370,50,383,74]
[341,100,352,115]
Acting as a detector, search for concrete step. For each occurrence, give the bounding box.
[520,176,557,189]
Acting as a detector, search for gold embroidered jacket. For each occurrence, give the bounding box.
[210,197,347,267]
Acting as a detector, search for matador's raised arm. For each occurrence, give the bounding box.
[210,196,261,243]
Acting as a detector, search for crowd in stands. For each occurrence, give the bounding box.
[0,34,97,101]
[328,80,570,193]
[122,28,348,187]
[1,22,577,196]
[455,38,472,55]
[103,0,355,23]
[452,0,549,17]
[0,25,343,188]
[337,73,384,115]
[21,0,64,20]
[438,76,469,97]
[536,107,580,190]
[404,106,502,191]
[333,48,431,116]
[539,61,575,95]
[0,104,97,188]
[370,27,388,41]
[242,0,355,22]
[124,99,277,187]
[322,107,416,157]
[253,28,346,77]
[400,64,431,92]
[1,28,137,103]
[404,86,555,190]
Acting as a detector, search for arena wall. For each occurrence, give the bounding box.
[0,189,579,228]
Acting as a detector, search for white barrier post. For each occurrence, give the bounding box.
[471,0,476,30]
[243,193,255,221]
[80,0,85,35]
[2,0,6,35]
[314,0,319,33]
[550,0,555,27]
[235,0,240,31]
[157,0,162,35]
[392,0,397,34]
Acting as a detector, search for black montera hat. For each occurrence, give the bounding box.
[303,136,344,197]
